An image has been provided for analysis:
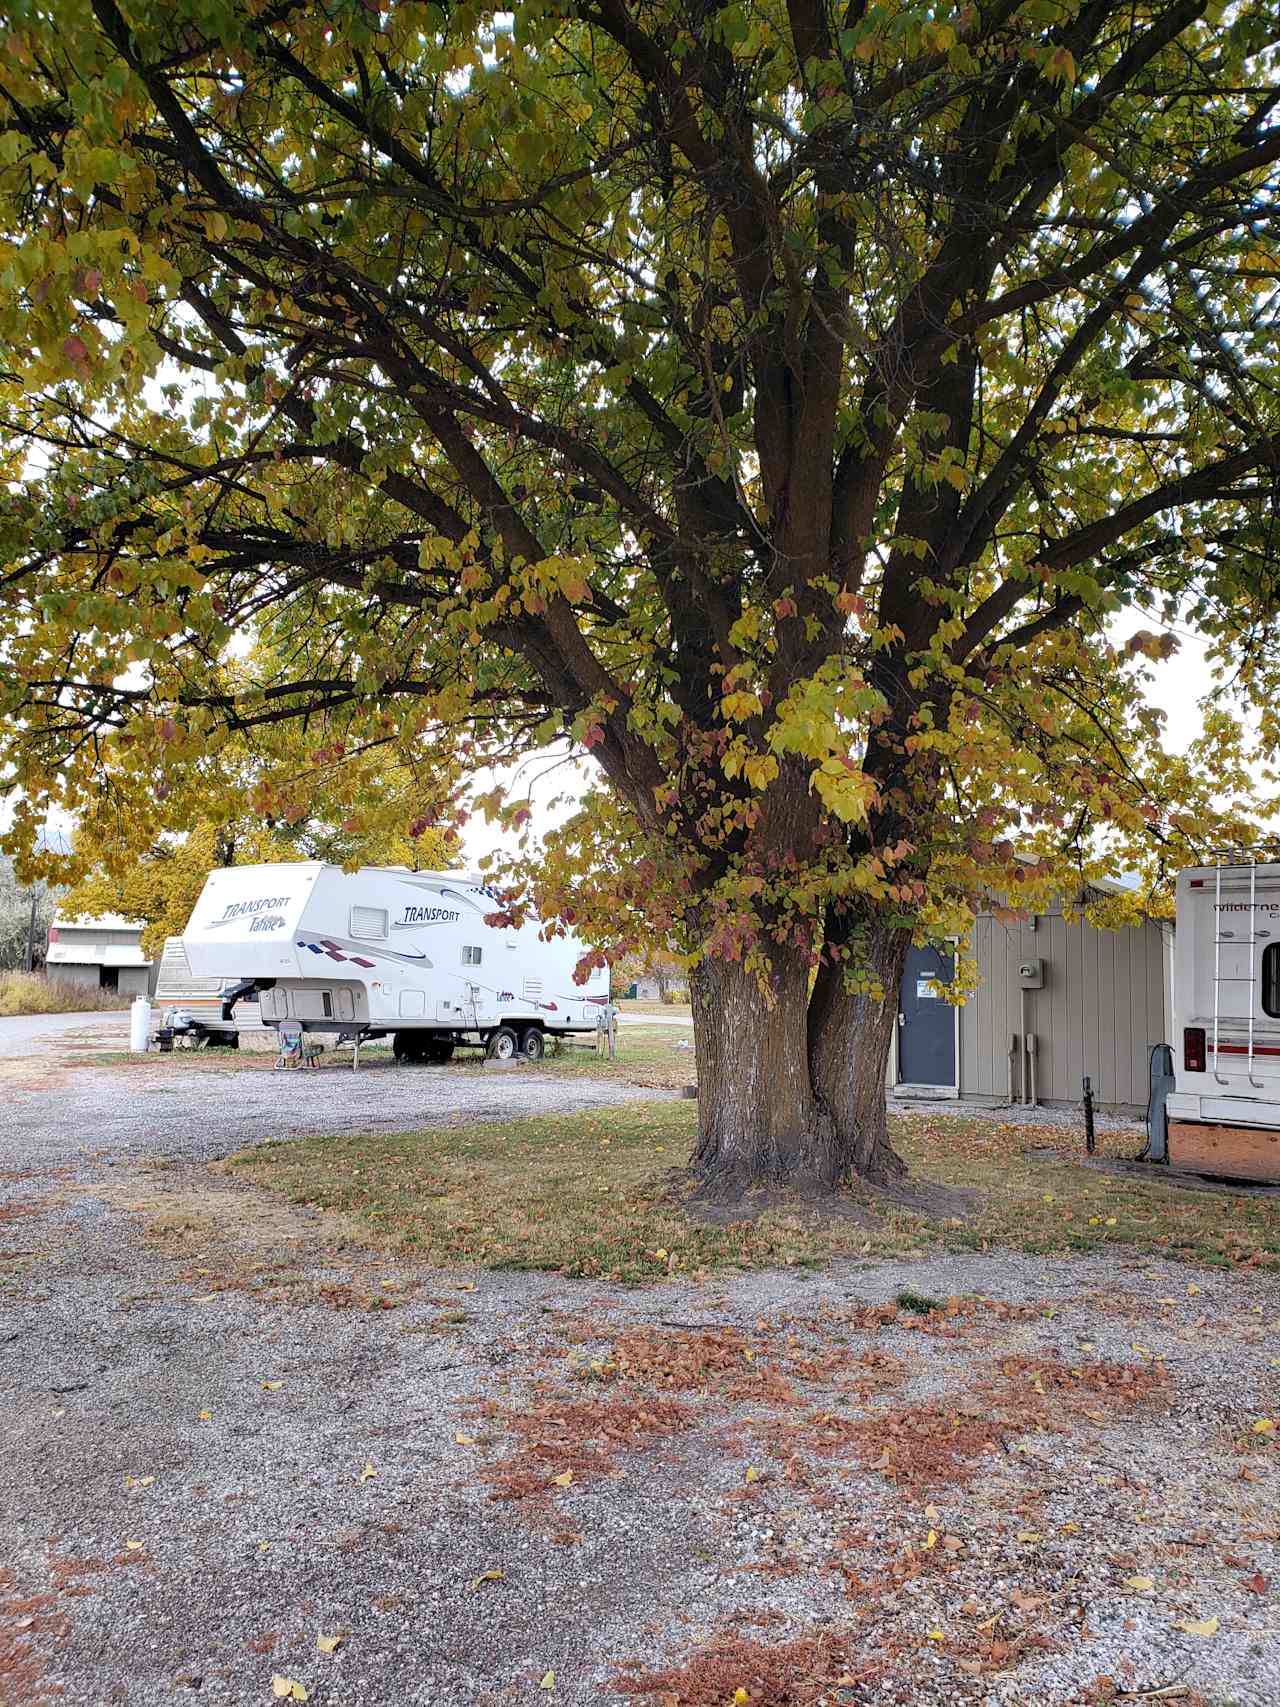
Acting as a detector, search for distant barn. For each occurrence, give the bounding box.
[45,912,154,998]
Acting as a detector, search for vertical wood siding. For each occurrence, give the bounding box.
[960,906,1167,1107]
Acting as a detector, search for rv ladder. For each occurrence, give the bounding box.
[1212,852,1264,1089]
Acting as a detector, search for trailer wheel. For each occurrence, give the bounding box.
[392,1031,426,1063]
[519,1026,545,1061]
[425,1038,455,1064]
[487,1026,518,1061]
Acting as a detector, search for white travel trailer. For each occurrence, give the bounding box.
[1165,851,1280,1181]
[182,863,610,1061]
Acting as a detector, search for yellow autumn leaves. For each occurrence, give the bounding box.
[268,1634,345,1698]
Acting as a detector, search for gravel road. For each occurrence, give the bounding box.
[2,1043,1277,1707]
[0,1008,130,1056]
[4,1053,667,1167]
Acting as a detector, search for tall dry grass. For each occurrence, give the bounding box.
[0,970,132,1017]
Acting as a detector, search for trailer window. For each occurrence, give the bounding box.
[350,906,388,940]
[1264,943,1280,1018]
[462,945,483,966]
[321,991,333,1018]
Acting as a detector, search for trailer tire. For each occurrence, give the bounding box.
[487,1026,519,1061]
[519,1026,545,1061]
[393,1031,427,1063]
[425,1038,455,1064]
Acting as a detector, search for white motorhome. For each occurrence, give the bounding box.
[1166,852,1280,1180]
[182,863,609,1061]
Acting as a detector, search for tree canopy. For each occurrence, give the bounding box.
[1,0,1278,1184]
[58,734,459,956]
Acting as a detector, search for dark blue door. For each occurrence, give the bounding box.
[899,946,955,1086]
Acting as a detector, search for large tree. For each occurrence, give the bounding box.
[1,0,1277,1192]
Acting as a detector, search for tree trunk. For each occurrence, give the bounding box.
[690,947,838,1194]
[807,922,911,1185]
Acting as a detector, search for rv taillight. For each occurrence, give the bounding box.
[47,927,58,943]
[1183,1027,1206,1074]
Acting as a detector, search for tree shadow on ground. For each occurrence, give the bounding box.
[671,1169,975,1229]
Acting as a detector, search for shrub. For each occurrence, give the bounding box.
[0,971,132,1017]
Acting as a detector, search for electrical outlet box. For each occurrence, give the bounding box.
[1018,957,1044,988]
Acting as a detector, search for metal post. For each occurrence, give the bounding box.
[1082,1075,1095,1155]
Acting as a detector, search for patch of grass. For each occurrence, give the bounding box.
[77,1024,693,1088]
[228,1102,867,1283]
[228,1102,1280,1282]
[0,971,130,1016]
[894,1288,945,1315]
[535,1024,696,1090]
[894,1111,1280,1271]
[614,998,693,1019]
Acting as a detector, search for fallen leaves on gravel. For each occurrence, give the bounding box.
[477,1395,696,1505]
[316,1633,343,1654]
[358,1460,377,1482]
[1173,1617,1220,1636]
[270,1677,308,1701]
[615,1628,882,1705]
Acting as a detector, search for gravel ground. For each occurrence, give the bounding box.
[3,1054,666,1167]
[0,1009,130,1056]
[887,1092,1141,1135]
[2,1050,1277,1707]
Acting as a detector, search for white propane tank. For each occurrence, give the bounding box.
[129,996,152,1053]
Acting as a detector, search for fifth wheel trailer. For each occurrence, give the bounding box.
[1164,852,1280,1182]
[182,863,610,1061]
